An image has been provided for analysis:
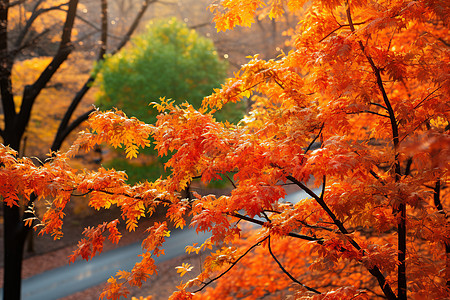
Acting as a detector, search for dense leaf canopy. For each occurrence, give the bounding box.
[0,0,449,300]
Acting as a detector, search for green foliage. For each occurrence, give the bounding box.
[104,157,168,184]
[96,17,239,124]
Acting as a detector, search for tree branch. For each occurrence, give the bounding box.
[268,235,321,294]
[287,174,397,300]
[413,86,442,109]
[14,1,69,52]
[51,0,106,153]
[16,0,78,148]
[194,235,269,293]
[48,0,106,153]
[51,108,95,151]
[189,22,213,30]
[111,0,158,55]
[404,157,413,176]
[319,21,366,43]
[11,28,51,57]
[432,178,450,288]
[345,3,402,298]
[0,0,17,133]
[347,110,390,118]
[225,173,237,188]
[304,123,323,154]
[98,0,107,61]
[369,102,388,111]
[230,212,324,242]
[7,0,25,7]
[320,175,326,200]
[286,176,352,239]
[433,179,444,213]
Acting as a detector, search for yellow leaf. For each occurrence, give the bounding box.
[241,90,252,98]
[175,263,193,277]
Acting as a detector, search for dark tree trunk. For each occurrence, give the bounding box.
[1,0,79,297]
[3,205,30,300]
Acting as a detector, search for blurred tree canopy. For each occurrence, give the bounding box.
[96,17,241,125]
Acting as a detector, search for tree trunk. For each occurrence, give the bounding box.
[3,204,29,300]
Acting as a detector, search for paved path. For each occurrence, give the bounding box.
[3,189,320,299]
[19,229,210,300]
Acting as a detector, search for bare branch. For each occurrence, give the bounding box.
[12,28,51,56]
[112,0,158,55]
[17,0,78,146]
[51,108,95,151]
[189,22,213,30]
[52,0,107,151]
[320,175,326,200]
[225,174,237,189]
[98,0,107,60]
[1,0,17,129]
[7,0,25,7]
[14,1,70,51]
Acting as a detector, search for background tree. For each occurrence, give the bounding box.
[0,0,449,300]
[0,0,159,297]
[97,17,230,124]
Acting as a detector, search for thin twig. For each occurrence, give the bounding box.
[413,86,442,109]
[319,22,366,43]
[346,110,390,118]
[225,173,237,189]
[194,236,269,293]
[268,235,321,294]
[304,123,324,155]
[369,102,388,110]
[230,212,324,242]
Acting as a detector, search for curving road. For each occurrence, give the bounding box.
[1,188,320,300]
[19,229,210,300]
